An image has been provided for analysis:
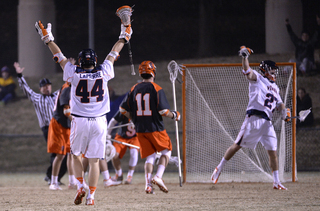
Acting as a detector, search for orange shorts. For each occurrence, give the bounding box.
[136,130,172,159]
[113,134,140,159]
[47,118,70,155]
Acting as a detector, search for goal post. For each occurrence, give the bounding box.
[182,62,297,183]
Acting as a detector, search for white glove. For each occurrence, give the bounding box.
[35,21,54,44]
[119,24,132,43]
[171,111,181,121]
[239,46,253,58]
[281,108,291,122]
[106,134,112,140]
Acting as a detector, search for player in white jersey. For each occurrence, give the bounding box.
[211,46,291,190]
[35,19,132,205]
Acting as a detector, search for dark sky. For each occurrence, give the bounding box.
[0,0,319,71]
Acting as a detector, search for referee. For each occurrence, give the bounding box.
[14,62,67,185]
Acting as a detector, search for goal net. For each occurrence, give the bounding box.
[182,63,297,183]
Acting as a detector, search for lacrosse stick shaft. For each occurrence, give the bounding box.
[127,41,135,75]
[172,81,182,187]
[109,138,140,149]
[108,122,134,130]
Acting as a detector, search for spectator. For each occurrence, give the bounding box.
[297,87,314,127]
[0,66,16,106]
[285,16,320,75]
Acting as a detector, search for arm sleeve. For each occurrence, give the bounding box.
[17,75,38,102]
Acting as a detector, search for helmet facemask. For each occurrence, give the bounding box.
[259,60,279,82]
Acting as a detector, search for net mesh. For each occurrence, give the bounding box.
[182,63,296,183]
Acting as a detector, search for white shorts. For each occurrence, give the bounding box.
[70,116,107,159]
[235,115,277,151]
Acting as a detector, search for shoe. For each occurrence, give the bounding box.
[211,167,221,184]
[111,174,123,182]
[85,198,94,205]
[49,183,62,190]
[74,187,86,205]
[103,178,122,187]
[124,176,132,184]
[68,183,77,190]
[151,176,168,193]
[145,184,154,194]
[273,182,288,190]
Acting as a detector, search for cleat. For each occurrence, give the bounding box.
[104,178,122,188]
[273,183,288,190]
[211,167,221,184]
[68,183,77,190]
[124,176,132,184]
[85,198,94,206]
[111,174,123,182]
[151,176,168,193]
[145,184,154,194]
[74,187,86,205]
[49,183,62,190]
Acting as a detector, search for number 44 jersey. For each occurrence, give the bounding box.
[63,60,114,117]
[246,69,283,121]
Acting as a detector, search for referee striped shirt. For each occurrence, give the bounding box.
[17,75,59,129]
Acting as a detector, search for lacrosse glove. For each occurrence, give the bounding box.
[35,21,54,45]
[239,46,254,58]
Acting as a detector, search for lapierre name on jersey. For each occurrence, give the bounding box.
[79,71,102,80]
[267,85,277,94]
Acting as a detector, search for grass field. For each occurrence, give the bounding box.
[1,172,320,210]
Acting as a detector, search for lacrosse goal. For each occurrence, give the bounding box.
[182,63,297,183]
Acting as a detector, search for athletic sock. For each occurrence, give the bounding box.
[273,170,280,184]
[217,157,227,170]
[115,168,122,177]
[101,170,110,180]
[127,170,134,177]
[155,164,165,178]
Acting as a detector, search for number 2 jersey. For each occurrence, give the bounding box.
[63,60,114,117]
[246,69,283,120]
[120,82,171,133]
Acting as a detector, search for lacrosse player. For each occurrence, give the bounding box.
[211,46,291,190]
[35,16,132,205]
[47,81,76,191]
[107,109,140,185]
[120,61,181,194]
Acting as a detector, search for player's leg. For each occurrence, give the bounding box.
[67,153,77,189]
[125,148,139,184]
[73,154,86,205]
[268,150,287,190]
[100,159,121,187]
[145,153,156,194]
[49,154,64,190]
[111,153,123,182]
[85,158,99,205]
[152,149,170,193]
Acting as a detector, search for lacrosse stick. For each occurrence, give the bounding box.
[167,60,184,187]
[287,108,311,122]
[116,5,135,75]
[109,138,140,149]
[108,122,134,130]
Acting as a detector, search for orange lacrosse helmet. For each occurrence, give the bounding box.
[139,61,156,78]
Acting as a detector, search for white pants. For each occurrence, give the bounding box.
[70,116,107,159]
[235,115,277,151]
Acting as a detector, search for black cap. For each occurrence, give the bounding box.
[39,78,52,87]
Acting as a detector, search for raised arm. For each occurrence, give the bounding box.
[106,24,132,64]
[35,21,68,70]
[239,46,256,81]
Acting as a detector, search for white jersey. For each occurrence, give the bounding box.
[246,69,283,120]
[63,60,114,117]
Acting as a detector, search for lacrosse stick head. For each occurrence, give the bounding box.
[105,143,116,162]
[167,60,184,83]
[116,5,133,26]
[298,108,311,122]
